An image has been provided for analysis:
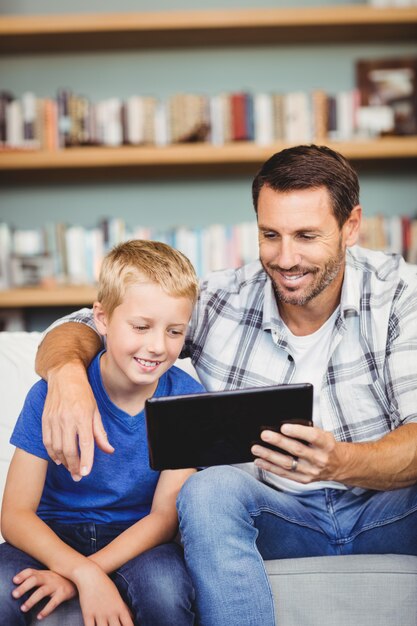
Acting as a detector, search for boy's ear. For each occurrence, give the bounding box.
[93,302,108,335]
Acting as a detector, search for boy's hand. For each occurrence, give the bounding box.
[12,568,77,619]
[42,361,114,480]
[75,563,134,626]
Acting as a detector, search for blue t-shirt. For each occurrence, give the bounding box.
[10,352,204,525]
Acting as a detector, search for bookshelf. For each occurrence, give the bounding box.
[1,4,416,314]
[0,285,97,308]
[1,137,417,182]
[1,6,416,53]
[1,6,417,182]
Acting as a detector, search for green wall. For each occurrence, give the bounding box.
[1,0,416,329]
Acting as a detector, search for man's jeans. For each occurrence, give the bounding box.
[0,521,195,625]
[177,465,417,626]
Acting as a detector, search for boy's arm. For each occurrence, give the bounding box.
[35,322,114,479]
[89,468,195,574]
[1,449,133,625]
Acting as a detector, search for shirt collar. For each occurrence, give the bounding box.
[262,274,284,332]
[340,248,361,319]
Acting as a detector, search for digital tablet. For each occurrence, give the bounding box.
[145,383,313,470]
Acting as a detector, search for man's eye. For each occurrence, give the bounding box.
[299,234,317,240]
[263,232,277,240]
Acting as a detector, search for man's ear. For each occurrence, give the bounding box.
[93,302,108,335]
[343,205,362,247]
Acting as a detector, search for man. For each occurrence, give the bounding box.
[36,145,417,625]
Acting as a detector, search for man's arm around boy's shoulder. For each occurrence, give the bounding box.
[36,320,112,480]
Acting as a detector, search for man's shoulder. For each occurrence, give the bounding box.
[200,260,266,296]
[347,246,417,286]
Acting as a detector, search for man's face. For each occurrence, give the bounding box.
[257,186,360,309]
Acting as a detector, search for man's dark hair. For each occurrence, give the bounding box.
[252,144,360,228]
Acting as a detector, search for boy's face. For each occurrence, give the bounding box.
[94,281,193,401]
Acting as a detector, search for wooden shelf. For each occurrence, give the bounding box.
[0,285,97,308]
[1,6,416,53]
[1,138,417,181]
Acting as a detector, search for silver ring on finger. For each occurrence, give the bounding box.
[290,457,298,472]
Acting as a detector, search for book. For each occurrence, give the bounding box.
[0,92,14,146]
[231,92,249,141]
[311,89,328,142]
[6,99,23,148]
[0,223,12,289]
[272,93,285,141]
[21,92,38,148]
[284,92,311,143]
[56,88,72,148]
[254,93,273,146]
[356,56,417,136]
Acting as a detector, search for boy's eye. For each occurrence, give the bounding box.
[133,325,148,331]
[169,329,184,337]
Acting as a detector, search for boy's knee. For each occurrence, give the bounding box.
[0,563,17,605]
[118,543,194,625]
[38,598,84,626]
[0,581,24,623]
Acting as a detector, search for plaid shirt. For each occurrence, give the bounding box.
[56,246,417,445]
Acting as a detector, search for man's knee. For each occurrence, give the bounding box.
[178,465,251,513]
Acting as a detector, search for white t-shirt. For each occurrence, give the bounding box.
[263,307,347,494]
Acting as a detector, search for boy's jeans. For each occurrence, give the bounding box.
[0,521,195,625]
[177,465,417,626]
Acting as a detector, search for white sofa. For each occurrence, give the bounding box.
[1,331,417,625]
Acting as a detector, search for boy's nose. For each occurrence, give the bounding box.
[147,332,166,356]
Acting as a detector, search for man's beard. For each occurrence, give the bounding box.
[263,242,345,307]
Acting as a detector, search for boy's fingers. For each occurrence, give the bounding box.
[37,596,63,620]
[16,582,46,609]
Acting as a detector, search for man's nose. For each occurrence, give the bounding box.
[276,238,302,269]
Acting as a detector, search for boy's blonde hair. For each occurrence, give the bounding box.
[97,239,199,317]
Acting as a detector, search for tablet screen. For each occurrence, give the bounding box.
[145,383,313,470]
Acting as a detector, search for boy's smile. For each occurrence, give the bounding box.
[94,281,193,414]
[133,356,162,371]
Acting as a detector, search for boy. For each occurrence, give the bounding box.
[0,239,203,625]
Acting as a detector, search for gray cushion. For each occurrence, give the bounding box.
[266,554,417,626]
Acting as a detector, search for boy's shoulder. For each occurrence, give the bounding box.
[10,377,49,460]
[164,364,204,395]
[24,377,48,408]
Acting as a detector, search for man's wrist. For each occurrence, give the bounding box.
[46,359,88,384]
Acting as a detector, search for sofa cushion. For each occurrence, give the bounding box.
[0,332,41,508]
[266,554,417,625]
